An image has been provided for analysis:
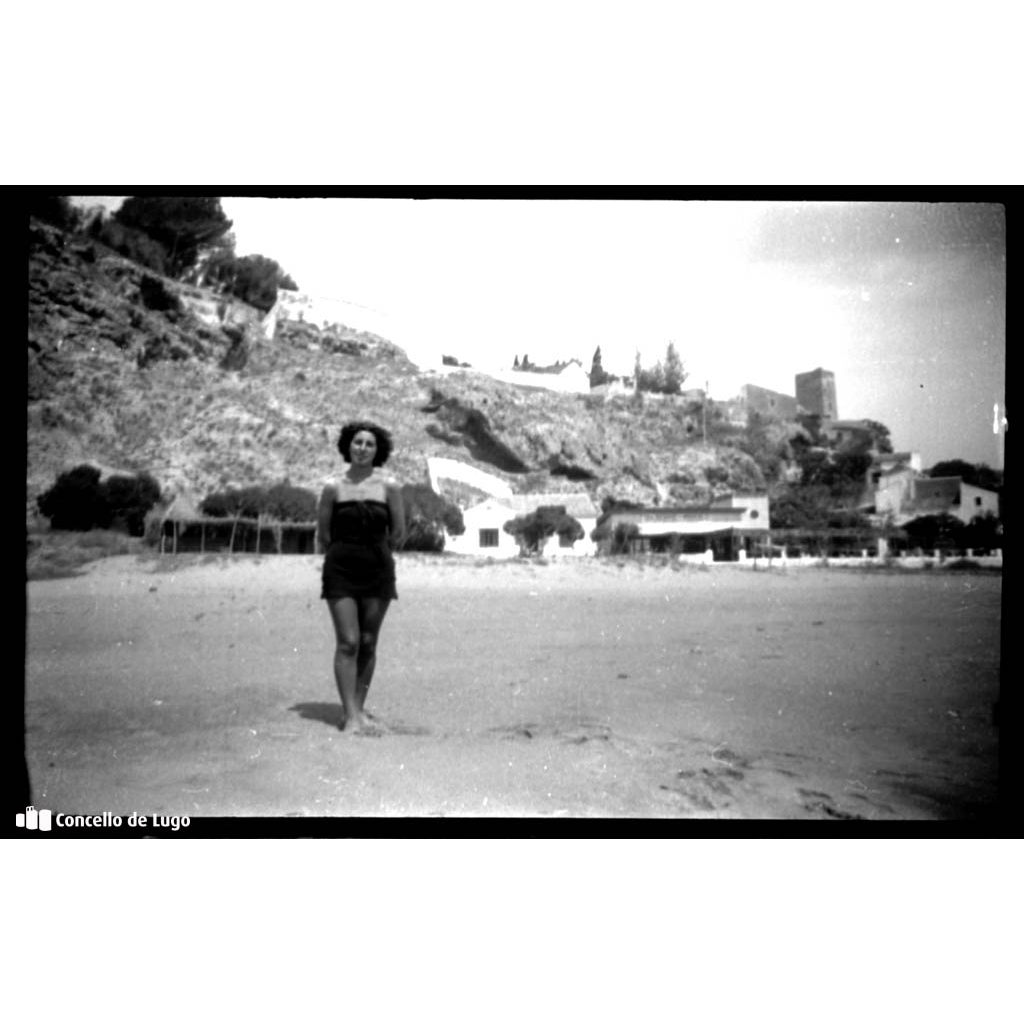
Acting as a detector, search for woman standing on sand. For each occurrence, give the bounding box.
[318,421,405,735]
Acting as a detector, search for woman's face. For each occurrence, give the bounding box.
[350,430,378,466]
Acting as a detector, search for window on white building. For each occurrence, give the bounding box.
[479,529,499,547]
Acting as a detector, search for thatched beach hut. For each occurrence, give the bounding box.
[159,494,316,555]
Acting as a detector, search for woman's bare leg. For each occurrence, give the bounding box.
[356,598,391,712]
[326,598,375,733]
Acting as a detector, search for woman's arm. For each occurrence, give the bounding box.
[316,483,336,553]
[385,480,406,551]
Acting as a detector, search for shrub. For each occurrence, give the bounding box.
[31,196,80,232]
[138,274,182,313]
[36,465,161,535]
[103,472,162,536]
[202,252,297,312]
[37,465,109,531]
[91,218,169,274]
[903,513,964,551]
[962,511,1001,552]
[610,521,640,555]
[503,505,583,556]
[401,484,465,552]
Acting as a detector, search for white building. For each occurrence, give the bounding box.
[445,492,599,558]
[903,477,1000,525]
[861,454,1000,527]
[596,493,770,561]
[486,361,592,394]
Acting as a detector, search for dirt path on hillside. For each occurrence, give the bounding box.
[25,555,1001,822]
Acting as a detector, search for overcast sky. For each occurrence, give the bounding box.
[73,198,1006,470]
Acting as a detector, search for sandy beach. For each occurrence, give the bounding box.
[24,553,1001,821]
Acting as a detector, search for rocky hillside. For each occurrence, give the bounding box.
[27,217,774,518]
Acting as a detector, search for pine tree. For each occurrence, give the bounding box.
[114,197,233,278]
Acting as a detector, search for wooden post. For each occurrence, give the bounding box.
[229,514,238,554]
[256,515,261,554]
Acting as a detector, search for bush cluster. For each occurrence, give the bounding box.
[87,216,170,275]
[31,196,81,232]
[899,512,1002,553]
[400,484,465,552]
[201,252,298,313]
[37,465,162,536]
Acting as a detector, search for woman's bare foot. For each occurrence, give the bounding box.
[340,712,385,736]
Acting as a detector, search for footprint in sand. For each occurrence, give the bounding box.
[797,788,865,820]
[382,721,431,736]
[488,721,614,746]
[346,714,432,737]
[659,769,734,811]
[489,723,541,741]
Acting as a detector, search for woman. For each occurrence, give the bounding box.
[318,421,406,735]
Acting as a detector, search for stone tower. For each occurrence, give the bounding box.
[795,367,838,420]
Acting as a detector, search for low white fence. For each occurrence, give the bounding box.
[736,548,1002,569]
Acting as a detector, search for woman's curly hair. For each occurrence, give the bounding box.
[336,421,393,466]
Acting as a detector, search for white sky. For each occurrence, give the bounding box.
[71,197,1006,470]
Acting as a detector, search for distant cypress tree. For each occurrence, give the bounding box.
[662,342,687,394]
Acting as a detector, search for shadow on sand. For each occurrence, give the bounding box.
[289,702,345,730]
[288,701,431,736]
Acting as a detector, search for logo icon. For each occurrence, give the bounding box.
[16,806,52,831]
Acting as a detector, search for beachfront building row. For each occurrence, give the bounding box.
[594,494,771,562]
[444,491,771,561]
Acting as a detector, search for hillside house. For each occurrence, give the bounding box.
[860,452,921,520]
[550,360,591,393]
[589,377,634,398]
[596,493,770,561]
[904,477,1000,525]
[820,419,876,449]
[445,492,599,558]
[858,454,999,527]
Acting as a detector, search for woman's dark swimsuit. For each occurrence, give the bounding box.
[320,499,397,601]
